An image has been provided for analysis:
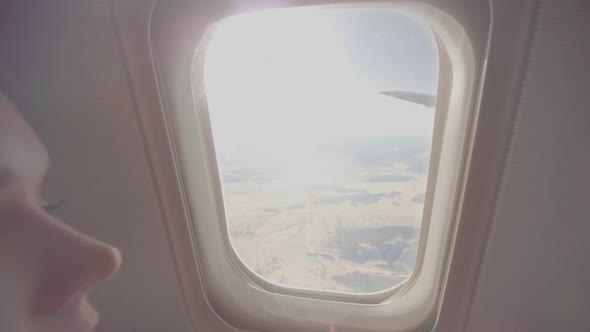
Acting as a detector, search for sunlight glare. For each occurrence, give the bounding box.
[204,9,433,192]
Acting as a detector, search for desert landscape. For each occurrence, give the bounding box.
[220,134,431,293]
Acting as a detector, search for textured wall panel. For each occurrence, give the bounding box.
[467,1,590,331]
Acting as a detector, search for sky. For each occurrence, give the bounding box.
[203,7,439,167]
[200,7,439,292]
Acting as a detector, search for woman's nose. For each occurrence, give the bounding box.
[34,217,122,315]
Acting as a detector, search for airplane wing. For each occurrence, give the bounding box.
[380,91,436,108]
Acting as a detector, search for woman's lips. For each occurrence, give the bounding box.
[77,297,100,332]
[59,295,100,332]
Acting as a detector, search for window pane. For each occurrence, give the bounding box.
[203,7,438,294]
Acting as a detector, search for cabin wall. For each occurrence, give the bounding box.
[466,1,590,331]
[0,0,588,331]
[0,1,193,331]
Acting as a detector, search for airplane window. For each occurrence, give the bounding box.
[202,7,438,294]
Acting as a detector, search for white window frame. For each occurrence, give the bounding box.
[161,2,476,329]
[112,0,538,331]
[192,4,451,304]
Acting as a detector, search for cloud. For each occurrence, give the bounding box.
[316,191,400,205]
[411,194,425,203]
[364,174,414,183]
[333,271,407,293]
[222,168,270,183]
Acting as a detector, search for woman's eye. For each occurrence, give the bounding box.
[42,199,65,212]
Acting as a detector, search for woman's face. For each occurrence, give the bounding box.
[0,94,121,332]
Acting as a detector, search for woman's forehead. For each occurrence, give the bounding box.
[0,95,49,187]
